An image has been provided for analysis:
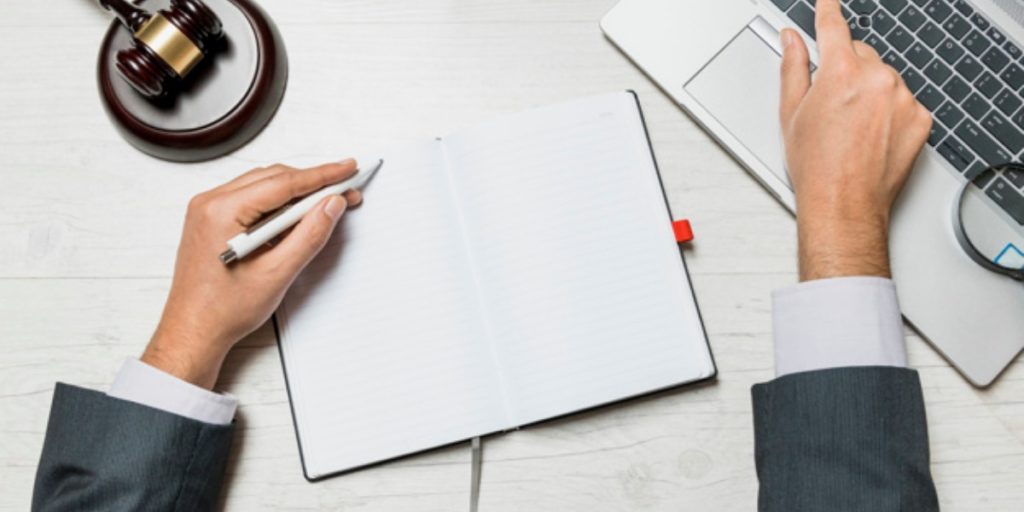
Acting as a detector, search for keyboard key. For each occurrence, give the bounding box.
[976,72,1003,98]
[924,1,952,23]
[884,50,909,72]
[936,101,966,128]
[899,6,926,31]
[916,83,945,110]
[902,67,927,92]
[871,9,897,35]
[971,13,990,32]
[886,25,915,51]
[772,0,798,11]
[937,38,966,64]
[865,33,891,54]
[957,120,1012,164]
[943,13,972,40]
[967,160,994,188]
[937,136,975,171]
[924,59,952,84]
[987,27,1006,46]
[993,89,1023,116]
[986,178,1024,224]
[963,30,991,56]
[905,41,934,68]
[929,123,947,146]
[943,75,972,103]
[952,0,974,17]
[880,0,907,14]
[1006,167,1024,189]
[1001,64,1024,92]
[955,55,984,80]
[848,0,879,15]
[789,2,817,39]
[1005,42,1022,62]
[962,92,991,119]
[981,111,1024,153]
[918,22,945,47]
[981,47,1011,73]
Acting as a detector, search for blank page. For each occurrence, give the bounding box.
[277,141,508,478]
[444,93,714,426]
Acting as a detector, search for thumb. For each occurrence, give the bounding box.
[266,195,347,275]
[779,29,811,127]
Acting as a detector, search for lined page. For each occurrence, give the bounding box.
[444,93,714,426]
[277,141,507,478]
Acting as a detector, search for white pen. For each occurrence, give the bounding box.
[219,158,383,264]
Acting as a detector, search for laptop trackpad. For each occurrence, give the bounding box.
[684,23,792,187]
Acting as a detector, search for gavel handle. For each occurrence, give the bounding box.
[96,0,150,31]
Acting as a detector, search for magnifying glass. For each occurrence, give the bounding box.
[953,163,1024,282]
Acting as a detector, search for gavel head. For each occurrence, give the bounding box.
[115,0,224,99]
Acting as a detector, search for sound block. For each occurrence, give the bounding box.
[98,0,287,162]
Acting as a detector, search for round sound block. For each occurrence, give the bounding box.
[98,0,287,162]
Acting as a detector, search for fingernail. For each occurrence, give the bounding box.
[781,30,794,49]
[339,158,356,166]
[324,196,347,220]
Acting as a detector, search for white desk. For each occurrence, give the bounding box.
[1,1,1021,510]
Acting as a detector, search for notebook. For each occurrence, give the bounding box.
[275,91,716,480]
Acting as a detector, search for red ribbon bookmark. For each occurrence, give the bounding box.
[672,220,694,243]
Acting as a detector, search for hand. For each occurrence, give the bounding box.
[779,0,932,281]
[142,160,364,389]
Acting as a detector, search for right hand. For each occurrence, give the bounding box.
[779,0,933,282]
[143,160,363,390]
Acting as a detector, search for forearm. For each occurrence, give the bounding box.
[33,383,234,512]
[752,367,938,512]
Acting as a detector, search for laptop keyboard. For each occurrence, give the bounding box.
[772,0,1024,225]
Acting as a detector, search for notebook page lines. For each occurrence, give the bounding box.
[277,141,508,476]
[445,93,712,426]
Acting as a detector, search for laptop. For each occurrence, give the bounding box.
[602,0,1024,387]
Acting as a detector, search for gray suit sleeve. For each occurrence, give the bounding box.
[32,383,234,512]
[751,367,938,512]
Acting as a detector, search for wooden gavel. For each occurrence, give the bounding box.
[96,0,224,98]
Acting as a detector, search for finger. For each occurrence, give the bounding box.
[815,0,854,60]
[893,104,933,170]
[343,189,363,208]
[230,159,359,225]
[263,195,347,275]
[852,40,880,61]
[215,164,293,193]
[780,29,812,127]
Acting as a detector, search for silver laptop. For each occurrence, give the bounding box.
[602,0,1024,387]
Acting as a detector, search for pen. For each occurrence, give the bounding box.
[219,158,383,264]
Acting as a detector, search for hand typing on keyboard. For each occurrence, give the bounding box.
[779,0,933,281]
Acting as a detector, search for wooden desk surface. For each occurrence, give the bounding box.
[1,1,1021,510]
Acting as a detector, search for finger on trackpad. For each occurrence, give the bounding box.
[684,18,796,188]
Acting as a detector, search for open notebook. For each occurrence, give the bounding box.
[276,92,715,480]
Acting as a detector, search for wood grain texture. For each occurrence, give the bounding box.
[0,1,1021,510]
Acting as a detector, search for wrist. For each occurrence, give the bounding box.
[142,327,229,390]
[797,210,892,281]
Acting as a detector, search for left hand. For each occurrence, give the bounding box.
[779,0,932,281]
[142,160,363,389]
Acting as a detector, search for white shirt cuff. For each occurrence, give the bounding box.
[108,358,237,425]
[772,276,907,377]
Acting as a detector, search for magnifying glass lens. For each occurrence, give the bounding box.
[958,164,1024,277]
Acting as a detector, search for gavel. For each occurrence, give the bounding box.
[95,0,224,99]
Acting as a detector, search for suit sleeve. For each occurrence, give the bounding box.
[751,367,939,512]
[32,383,234,512]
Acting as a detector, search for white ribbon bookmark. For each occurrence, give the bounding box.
[470,437,482,512]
